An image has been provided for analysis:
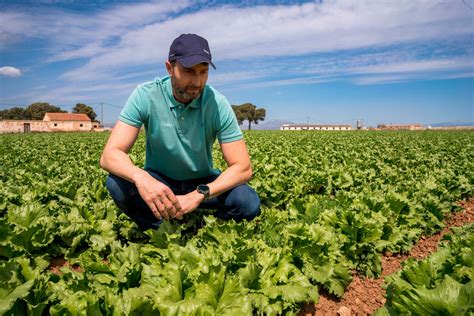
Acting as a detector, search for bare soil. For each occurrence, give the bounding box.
[300,198,474,316]
[49,256,83,274]
[49,256,107,274]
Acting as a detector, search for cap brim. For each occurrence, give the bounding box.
[177,54,216,69]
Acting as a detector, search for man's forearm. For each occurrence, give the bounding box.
[99,121,145,184]
[206,164,252,199]
[100,149,147,184]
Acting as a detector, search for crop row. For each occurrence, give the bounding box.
[376,224,473,314]
[0,131,473,315]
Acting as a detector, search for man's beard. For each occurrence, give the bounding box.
[171,76,202,104]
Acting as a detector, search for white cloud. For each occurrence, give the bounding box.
[0,0,193,57]
[55,0,473,81]
[2,0,473,102]
[353,70,474,86]
[297,51,474,79]
[208,70,270,86]
[0,66,22,77]
[213,53,474,89]
[51,43,110,62]
[349,58,474,75]
[219,75,337,92]
[3,0,472,82]
[0,11,37,47]
[24,81,136,105]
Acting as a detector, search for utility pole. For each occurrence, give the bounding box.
[101,102,104,127]
[307,116,309,125]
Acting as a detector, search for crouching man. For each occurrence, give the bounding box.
[100,33,260,230]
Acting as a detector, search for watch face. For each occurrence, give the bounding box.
[197,184,210,196]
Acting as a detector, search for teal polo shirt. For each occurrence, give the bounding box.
[119,76,243,180]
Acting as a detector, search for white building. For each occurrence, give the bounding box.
[280,124,352,131]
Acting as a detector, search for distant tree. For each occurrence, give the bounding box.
[232,103,266,130]
[231,105,246,125]
[73,103,97,121]
[25,102,65,120]
[0,107,27,120]
[0,102,66,120]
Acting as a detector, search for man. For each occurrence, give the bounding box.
[100,33,260,230]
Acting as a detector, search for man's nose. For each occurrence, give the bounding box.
[186,74,196,86]
[191,74,203,86]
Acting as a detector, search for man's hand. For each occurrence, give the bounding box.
[175,191,205,219]
[133,172,182,220]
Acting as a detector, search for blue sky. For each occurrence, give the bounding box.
[1,0,473,127]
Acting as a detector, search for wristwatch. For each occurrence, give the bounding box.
[196,184,210,201]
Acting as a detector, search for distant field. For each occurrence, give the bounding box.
[1,130,473,315]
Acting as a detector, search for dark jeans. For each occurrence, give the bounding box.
[105,169,261,230]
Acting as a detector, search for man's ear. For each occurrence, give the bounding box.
[165,61,173,76]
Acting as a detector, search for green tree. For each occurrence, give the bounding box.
[73,103,97,121]
[232,103,266,130]
[25,102,65,120]
[0,107,27,120]
[231,105,246,125]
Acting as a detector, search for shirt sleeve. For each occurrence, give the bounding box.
[215,97,243,143]
[119,86,147,128]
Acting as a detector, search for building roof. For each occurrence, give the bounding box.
[44,113,91,121]
[281,124,352,127]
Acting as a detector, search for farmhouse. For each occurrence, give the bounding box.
[376,124,423,130]
[0,113,100,133]
[280,124,352,131]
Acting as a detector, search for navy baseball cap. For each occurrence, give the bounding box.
[168,34,216,69]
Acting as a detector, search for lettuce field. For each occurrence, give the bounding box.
[1,130,473,315]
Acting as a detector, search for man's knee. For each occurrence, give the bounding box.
[226,185,261,221]
[106,174,133,209]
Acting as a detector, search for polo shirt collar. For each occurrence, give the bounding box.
[161,76,201,109]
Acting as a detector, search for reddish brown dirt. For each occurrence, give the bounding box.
[300,198,474,316]
[49,256,109,274]
[49,256,83,274]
